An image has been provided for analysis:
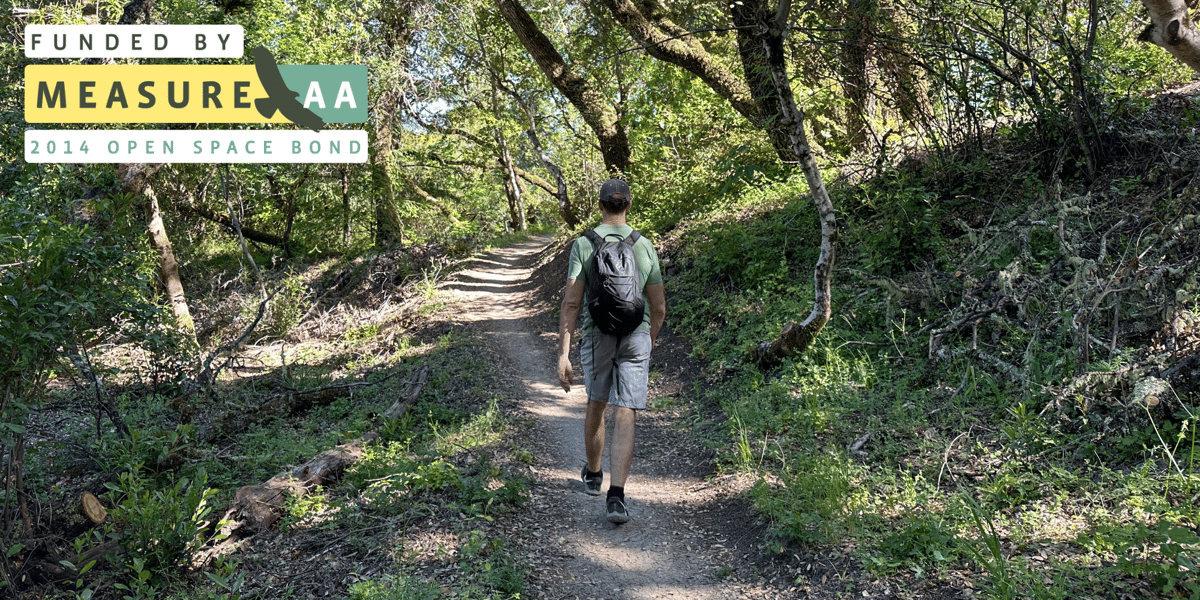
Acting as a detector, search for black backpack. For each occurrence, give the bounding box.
[583,229,645,336]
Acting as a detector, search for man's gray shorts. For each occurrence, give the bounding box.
[580,330,651,409]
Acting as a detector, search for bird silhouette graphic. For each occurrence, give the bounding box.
[252,45,324,132]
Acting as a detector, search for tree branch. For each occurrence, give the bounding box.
[1139,0,1200,73]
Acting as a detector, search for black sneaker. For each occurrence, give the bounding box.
[606,497,629,523]
[581,467,602,496]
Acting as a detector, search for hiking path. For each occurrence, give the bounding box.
[441,235,794,600]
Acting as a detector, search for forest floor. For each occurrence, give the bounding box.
[18,231,975,600]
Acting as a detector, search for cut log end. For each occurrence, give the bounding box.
[1133,376,1172,409]
[80,492,107,524]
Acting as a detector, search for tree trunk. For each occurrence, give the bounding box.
[371,2,424,249]
[263,168,308,257]
[497,0,631,175]
[603,0,802,160]
[527,123,575,228]
[842,0,876,151]
[498,134,527,231]
[11,435,30,537]
[740,0,838,368]
[341,167,351,245]
[511,91,578,228]
[601,0,760,123]
[729,0,795,162]
[118,0,157,24]
[1139,0,1200,73]
[137,167,195,335]
[372,104,403,248]
[597,0,837,365]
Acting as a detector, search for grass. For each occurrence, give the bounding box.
[651,137,1200,596]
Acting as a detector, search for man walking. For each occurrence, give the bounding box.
[557,179,666,524]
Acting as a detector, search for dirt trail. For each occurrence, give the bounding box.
[442,235,775,600]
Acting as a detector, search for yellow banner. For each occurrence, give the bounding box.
[25,65,291,124]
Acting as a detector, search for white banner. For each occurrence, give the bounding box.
[25,25,244,59]
[25,129,368,163]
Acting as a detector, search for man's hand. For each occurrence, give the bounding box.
[557,353,574,392]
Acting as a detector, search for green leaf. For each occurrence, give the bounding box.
[1166,527,1200,545]
[7,543,23,558]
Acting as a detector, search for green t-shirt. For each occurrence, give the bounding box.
[567,225,663,333]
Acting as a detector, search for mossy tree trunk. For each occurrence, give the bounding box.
[841,0,876,151]
[372,1,425,249]
[122,163,195,336]
[497,0,631,176]
[737,0,839,368]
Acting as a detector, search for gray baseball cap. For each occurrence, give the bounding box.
[599,179,631,204]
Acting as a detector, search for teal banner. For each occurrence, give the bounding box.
[277,65,367,123]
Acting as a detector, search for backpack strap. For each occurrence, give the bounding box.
[583,229,639,246]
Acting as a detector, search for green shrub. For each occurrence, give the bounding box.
[458,531,526,598]
[870,514,961,574]
[752,452,861,545]
[106,469,220,574]
[346,443,462,516]
[349,575,441,600]
[101,424,196,473]
[854,175,942,275]
[1098,519,1200,599]
[268,270,308,337]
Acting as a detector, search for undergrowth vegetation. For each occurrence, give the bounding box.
[10,0,1200,597]
[15,242,533,599]
[655,97,1200,598]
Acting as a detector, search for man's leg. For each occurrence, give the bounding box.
[605,331,649,523]
[609,406,636,488]
[610,331,650,489]
[584,400,607,474]
[580,332,617,495]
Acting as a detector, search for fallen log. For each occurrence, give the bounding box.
[382,365,428,421]
[179,201,289,249]
[217,434,377,536]
[209,365,429,546]
[39,367,430,586]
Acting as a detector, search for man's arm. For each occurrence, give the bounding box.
[645,283,666,345]
[557,278,585,392]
